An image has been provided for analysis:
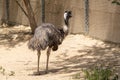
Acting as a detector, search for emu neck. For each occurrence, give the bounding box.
[64,18,69,26]
[63,18,69,36]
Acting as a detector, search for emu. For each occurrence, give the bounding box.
[28,10,72,74]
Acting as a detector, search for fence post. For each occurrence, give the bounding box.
[84,0,89,34]
[41,0,45,23]
[2,0,10,25]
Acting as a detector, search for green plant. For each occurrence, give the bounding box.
[83,67,118,80]
[0,66,15,76]
[0,66,5,75]
[9,71,15,76]
[72,72,81,79]
[109,0,120,5]
[83,68,111,80]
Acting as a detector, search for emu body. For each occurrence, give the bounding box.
[28,11,72,74]
[28,23,63,51]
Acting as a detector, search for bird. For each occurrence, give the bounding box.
[28,10,72,74]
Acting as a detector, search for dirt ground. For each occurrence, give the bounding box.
[0,25,120,80]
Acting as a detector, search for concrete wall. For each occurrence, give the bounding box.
[89,0,120,43]
[0,0,120,43]
[45,0,85,33]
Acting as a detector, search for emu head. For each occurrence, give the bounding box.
[63,10,72,34]
[57,11,72,46]
[64,11,72,25]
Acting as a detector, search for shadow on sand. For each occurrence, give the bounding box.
[27,42,120,77]
[49,43,120,76]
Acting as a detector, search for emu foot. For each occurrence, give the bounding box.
[33,71,41,75]
[45,70,49,74]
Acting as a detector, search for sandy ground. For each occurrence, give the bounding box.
[0,25,120,80]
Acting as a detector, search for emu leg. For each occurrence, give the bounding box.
[46,47,51,73]
[37,50,41,73]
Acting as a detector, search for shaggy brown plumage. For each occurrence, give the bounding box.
[28,23,64,51]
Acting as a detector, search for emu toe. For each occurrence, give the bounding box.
[33,71,41,75]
